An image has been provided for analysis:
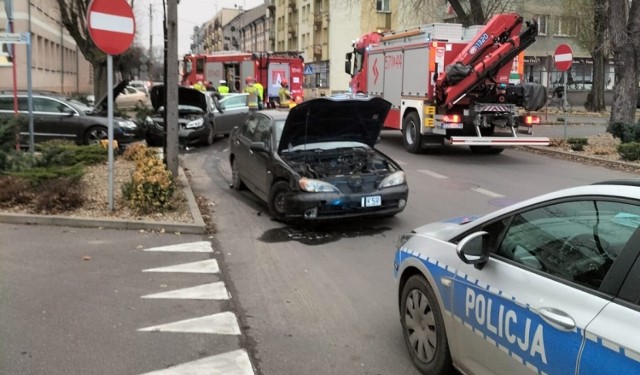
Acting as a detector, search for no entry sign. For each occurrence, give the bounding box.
[553,44,573,72]
[87,0,135,55]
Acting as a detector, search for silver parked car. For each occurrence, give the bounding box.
[394,180,640,375]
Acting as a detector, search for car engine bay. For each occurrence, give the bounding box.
[281,147,398,180]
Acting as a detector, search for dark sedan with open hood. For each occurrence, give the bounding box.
[144,85,215,147]
[229,94,409,221]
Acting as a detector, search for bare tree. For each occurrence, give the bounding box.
[56,0,138,98]
[608,0,640,124]
[447,0,516,26]
[565,0,608,112]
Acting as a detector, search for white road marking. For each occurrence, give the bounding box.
[89,12,134,34]
[471,187,504,198]
[138,312,240,335]
[417,169,448,179]
[139,349,254,375]
[143,259,220,274]
[145,241,213,253]
[141,282,230,300]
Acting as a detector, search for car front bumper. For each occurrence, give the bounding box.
[145,123,208,146]
[284,185,409,220]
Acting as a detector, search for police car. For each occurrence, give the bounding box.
[394,180,640,375]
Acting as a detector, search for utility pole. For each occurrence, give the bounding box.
[166,0,179,177]
[149,3,153,80]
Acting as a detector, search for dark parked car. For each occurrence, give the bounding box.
[229,94,409,220]
[145,85,216,147]
[0,84,143,147]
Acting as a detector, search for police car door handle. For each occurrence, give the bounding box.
[538,307,576,330]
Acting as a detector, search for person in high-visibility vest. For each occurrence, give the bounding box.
[243,76,259,111]
[218,80,229,95]
[278,79,292,108]
[254,81,264,110]
[193,80,206,92]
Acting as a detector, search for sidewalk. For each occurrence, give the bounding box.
[0,166,207,234]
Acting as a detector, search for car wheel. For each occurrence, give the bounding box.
[205,123,215,145]
[469,146,504,154]
[230,158,246,190]
[145,136,162,147]
[400,275,453,375]
[268,180,291,220]
[84,126,108,145]
[402,112,423,154]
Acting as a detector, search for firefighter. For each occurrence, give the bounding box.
[243,76,259,111]
[193,80,206,92]
[218,80,229,94]
[288,96,303,109]
[279,79,292,108]
[254,80,264,109]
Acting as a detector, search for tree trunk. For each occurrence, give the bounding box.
[608,0,640,125]
[586,51,606,112]
[586,0,607,112]
[610,49,638,124]
[93,61,108,102]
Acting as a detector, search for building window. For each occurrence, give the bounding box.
[555,17,577,37]
[535,15,549,36]
[376,0,390,12]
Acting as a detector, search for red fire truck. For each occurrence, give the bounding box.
[345,13,549,154]
[182,51,304,107]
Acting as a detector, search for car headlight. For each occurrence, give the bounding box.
[298,178,340,193]
[186,118,204,129]
[118,120,137,129]
[379,171,405,188]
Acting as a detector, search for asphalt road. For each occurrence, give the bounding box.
[180,128,636,375]
[0,118,628,375]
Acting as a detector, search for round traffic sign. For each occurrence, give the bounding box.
[553,44,573,72]
[87,0,135,55]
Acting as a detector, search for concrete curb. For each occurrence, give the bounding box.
[521,146,640,171]
[0,166,207,234]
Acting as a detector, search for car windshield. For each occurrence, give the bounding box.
[274,120,286,148]
[66,99,92,112]
[280,140,369,153]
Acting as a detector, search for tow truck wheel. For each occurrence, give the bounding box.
[402,112,423,154]
[400,275,453,375]
[470,146,504,155]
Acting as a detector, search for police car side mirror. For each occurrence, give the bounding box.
[456,231,490,269]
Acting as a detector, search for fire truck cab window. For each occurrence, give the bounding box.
[196,58,205,74]
[354,49,364,73]
[184,60,192,75]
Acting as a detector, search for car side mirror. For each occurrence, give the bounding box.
[61,107,75,116]
[456,231,490,269]
[249,141,269,153]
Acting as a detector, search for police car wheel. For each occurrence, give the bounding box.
[400,275,453,374]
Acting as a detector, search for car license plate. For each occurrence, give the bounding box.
[361,196,381,207]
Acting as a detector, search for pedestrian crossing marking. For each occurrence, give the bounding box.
[139,349,254,375]
[142,259,220,274]
[144,241,213,253]
[138,312,240,335]
[141,282,230,300]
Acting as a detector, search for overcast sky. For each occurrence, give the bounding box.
[133,0,263,56]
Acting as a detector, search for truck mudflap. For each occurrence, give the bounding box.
[447,136,549,147]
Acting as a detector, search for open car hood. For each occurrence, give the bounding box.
[150,85,208,112]
[277,95,392,154]
[94,79,130,112]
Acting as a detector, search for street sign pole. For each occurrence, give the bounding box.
[553,44,573,140]
[87,0,136,211]
[107,55,114,211]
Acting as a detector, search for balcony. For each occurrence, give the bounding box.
[288,23,297,35]
[288,0,296,9]
[313,44,322,57]
[375,12,391,31]
[313,11,322,25]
